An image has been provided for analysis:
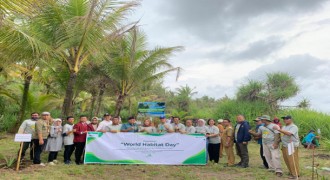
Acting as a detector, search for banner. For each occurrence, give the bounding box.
[84,132,206,165]
[137,102,165,116]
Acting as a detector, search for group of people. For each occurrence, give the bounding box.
[18,112,301,179]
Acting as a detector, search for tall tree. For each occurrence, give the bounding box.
[175,85,197,112]
[102,27,182,116]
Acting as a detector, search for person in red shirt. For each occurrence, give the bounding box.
[272,117,282,128]
[73,115,94,165]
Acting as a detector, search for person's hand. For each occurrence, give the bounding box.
[242,142,248,145]
[100,130,106,133]
[273,126,280,131]
[84,131,88,133]
[73,129,77,132]
[225,143,229,147]
[273,144,278,149]
[248,130,254,134]
[39,139,44,145]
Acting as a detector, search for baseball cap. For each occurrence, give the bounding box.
[281,115,292,119]
[160,116,166,119]
[253,117,261,122]
[103,113,111,117]
[260,115,271,121]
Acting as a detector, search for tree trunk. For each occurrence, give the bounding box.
[114,94,126,117]
[95,82,105,116]
[15,74,32,129]
[89,91,97,119]
[61,71,78,118]
[128,97,132,116]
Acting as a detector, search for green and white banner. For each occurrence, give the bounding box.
[84,132,206,165]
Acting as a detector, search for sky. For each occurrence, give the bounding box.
[129,0,330,113]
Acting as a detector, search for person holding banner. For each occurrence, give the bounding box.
[139,119,157,133]
[121,116,139,132]
[273,115,300,179]
[97,113,112,133]
[195,119,207,134]
[17,112,39,161]
[73,115,94,165]
[32,112,51,166]
[206,119,220,164]
[185,120,196,134]
[45,118,63,165]
[171,117,185,133]
[158,116,173,133]
[106,117,122,133]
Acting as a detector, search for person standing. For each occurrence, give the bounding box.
[97,113,112,133]
[185,120,196,134]
[273,115,300,179]
[139,119,157,133]
[63,116,75,164]
[158,116,174,133]
[250,117,269,169]
[32,112,51,166]
[217,119,225,158]
[234,114,251,168]
[250,115,282,177]
[206,119,220,164]
[121,116,139,132]
[195,119,207,134]
[90,117,99,131]
[45,118,63,165]
[222,119,235,167]
[171,117,185,133]
[106,117,122,133]
[73,115,94,165]
[272,117,282,128]
[17,112,39,161]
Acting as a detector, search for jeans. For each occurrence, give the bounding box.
[74,142,86,164]
[64,144,75,162]
[18,141,34,160]
[33,139,47,164]
[260,144,269,168]
[208,143,220,163]
[48,151,58,162]
[235,143,249,166]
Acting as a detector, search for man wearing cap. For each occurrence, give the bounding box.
[32,112,51,166]
[249,117,269,169]
[17,112,39,161]
[171,117,186,133]
[250,115,282,177]
[234,114,251,168]
[273,115,300,179]
[96,113,112,133]
[158,116,174,133]
[217,119,225,158]
[121,116,139,132]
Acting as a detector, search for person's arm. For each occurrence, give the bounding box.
[17,120,27,134]
[179,125,186,134]
[73,124,85,135]
[242,123,251,144]
[35,121,44,144]
[121,124,133,132]
[165,124,174,133]
[273,125,295,136]
[249,128,261,137]
[207,127,219,137]
[49,126,57,137]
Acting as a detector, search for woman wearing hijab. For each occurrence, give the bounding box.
[45,118,63,165]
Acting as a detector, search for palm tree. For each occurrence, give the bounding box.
[102,27,183,116]
[175,85,197,112]
[32,0,138,117]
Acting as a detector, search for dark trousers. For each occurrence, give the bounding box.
[64,144,75,162]
[18,141,34,160]
[260,144,269,168]
[208,143,220,163]
[48,152,58,162]
[33,139,47,164]
[235,143,249,166]
[74,142,85,164]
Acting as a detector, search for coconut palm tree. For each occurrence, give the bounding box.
[102,27,183,116]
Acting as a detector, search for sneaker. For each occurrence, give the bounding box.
[39,163,46,167]
[48,162,55,166]
[53,160,58,164]
[64,161,71,165]
[276,172,283,177]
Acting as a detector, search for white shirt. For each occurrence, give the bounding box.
[97,120,112,131]
[18,119,37,139]
[106,124,122,132]
[63,124,74,145]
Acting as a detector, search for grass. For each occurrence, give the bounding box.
[0,133,329,180]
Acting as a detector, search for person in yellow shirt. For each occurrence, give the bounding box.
[217,119,225,158]
[222,119,235,166]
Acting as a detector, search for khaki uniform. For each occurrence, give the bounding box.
[222,126,235,166]
[33,119,50,139]
[217,124,224,158]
